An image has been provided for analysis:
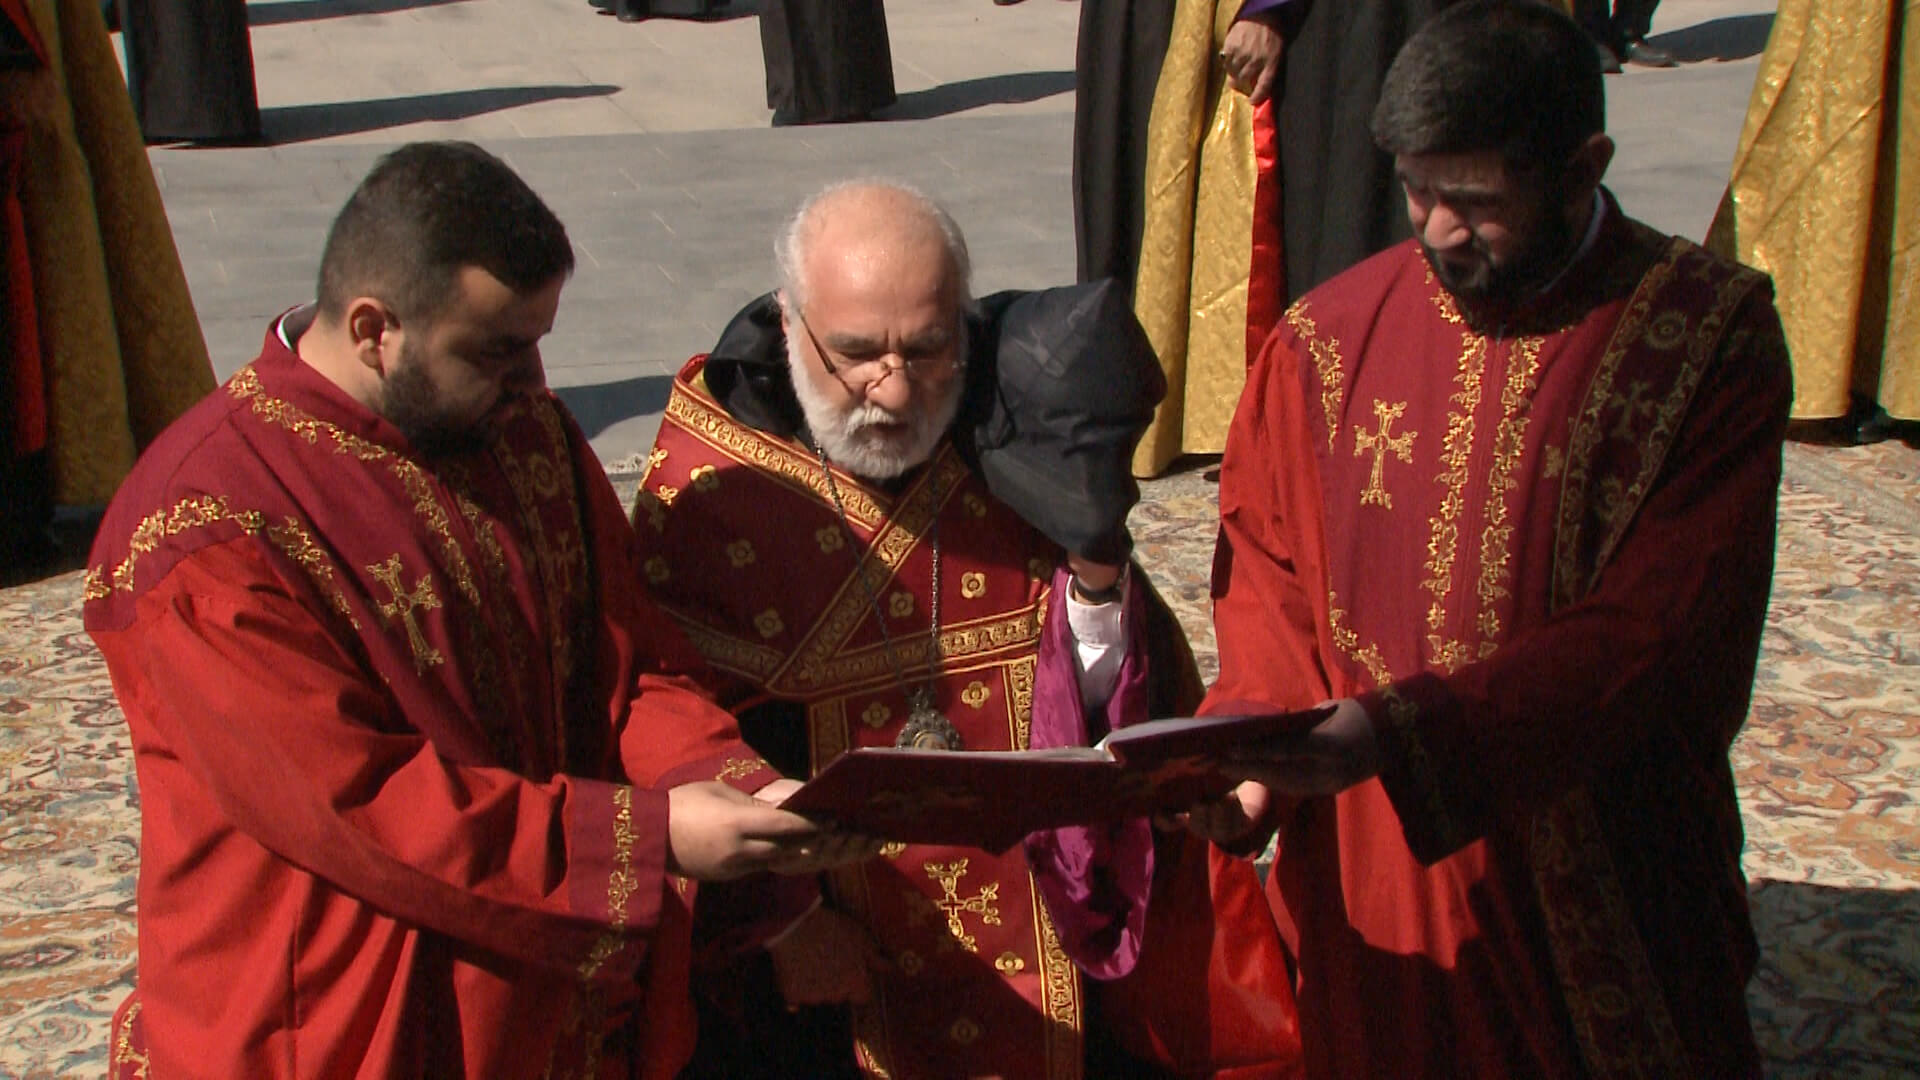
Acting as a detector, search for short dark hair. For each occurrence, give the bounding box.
[315,141,574,324]
[1371,0,1604,185]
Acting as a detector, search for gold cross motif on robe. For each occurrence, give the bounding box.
[1354,400,1417,508]
[368,554,445,674]
[1607,378,1658,442]
[923,858,1000,953]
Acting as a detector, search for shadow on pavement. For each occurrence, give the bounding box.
[881,70,1075,122]
[1648,13,1775,63]
[252,85,620,144]
[554,375,675,440]
[249,0,472,27]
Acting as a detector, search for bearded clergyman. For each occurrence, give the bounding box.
[632,179,1303,1079]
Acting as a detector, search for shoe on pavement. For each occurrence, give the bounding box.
[1623,37,1680,68]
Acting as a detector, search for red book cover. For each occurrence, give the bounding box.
[779,706,1333,851]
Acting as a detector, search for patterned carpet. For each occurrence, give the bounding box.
[3,438,1917,1077]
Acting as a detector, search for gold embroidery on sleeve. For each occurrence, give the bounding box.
[1285,300,1348,449]
[578,786,638,980]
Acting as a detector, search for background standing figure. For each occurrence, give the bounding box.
[113,0,260,143]
[759,0,895,127]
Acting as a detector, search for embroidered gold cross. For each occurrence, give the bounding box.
[368,554,445,673]
[1354,400,1416,508]
[923,858,1001,953]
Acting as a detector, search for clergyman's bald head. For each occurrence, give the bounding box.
[775,180,974,316]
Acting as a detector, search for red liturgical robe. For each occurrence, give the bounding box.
[85,322,780,1078]
[638,359,1299,1079]
[1207,198,1791,1078]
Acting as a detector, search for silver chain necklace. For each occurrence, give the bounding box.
[812,442,964,751]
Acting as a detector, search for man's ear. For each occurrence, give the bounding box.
[344,297,395,373]
[1563,133,1615,211]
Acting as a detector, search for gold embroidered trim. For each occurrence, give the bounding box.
[1420,328,1488,666]
[715,757,764,782]
[85,495,267,599]
[1008,656,1037,749]
[1032,884,1084,1080]
[228,367,484,612]
[111,998,149,1078]
[85,496,362,633]
[1532,791,1691,1077]
[671,617,786,683]
[775,453,970,695]
[1472,335,1546,651]
[264,518,361,629]
[578,786,638,981]
[663,380,886,529]
[1376,685,1461,850]
[1285,299,1347,451]
[1328,593,1392,689]
[789,608,1044,698]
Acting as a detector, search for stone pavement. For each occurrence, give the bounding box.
[153,0,1779,468]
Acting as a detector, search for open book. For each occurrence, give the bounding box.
[778,706,1334,852]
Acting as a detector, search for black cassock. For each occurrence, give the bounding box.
[759,0,894,125]
[1070,0,1174,292]
[114,0,260,143]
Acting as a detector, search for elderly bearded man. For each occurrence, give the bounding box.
[633,180,1300,1079]
[84,142,875,1079]
[1190,2,1791,1077]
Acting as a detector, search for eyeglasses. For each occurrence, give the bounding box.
[794,311,961,391]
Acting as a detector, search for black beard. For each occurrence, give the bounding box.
[1423,203,1580,310]
[378,348,489,456]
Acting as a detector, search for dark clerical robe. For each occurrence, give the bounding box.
[637,357,1298,1079]
[1207,197,1791,1078]
[85,321,782,1078]
[758,0,894,125]
[113,0,260,143]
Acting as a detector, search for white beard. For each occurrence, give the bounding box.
[787,333,963,481]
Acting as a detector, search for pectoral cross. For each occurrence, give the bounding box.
[923,858,1001,953]
[368,554,445,674]
[1354,400,1417,509]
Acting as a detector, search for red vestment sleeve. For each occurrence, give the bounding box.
[97,538,672,983]
[1366,294,1793,863]
[1206,330,1340,717]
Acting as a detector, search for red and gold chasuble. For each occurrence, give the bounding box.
[640,360,1091,1079]
[86,329,775,1079]
[1210,204,1790,1078]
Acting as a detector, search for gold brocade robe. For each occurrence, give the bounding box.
[8,0,214,503]
[1131,0,1282,476]
[637,362,1088,1079]
[1708,0,1919,419]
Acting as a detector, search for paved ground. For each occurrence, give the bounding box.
[150,0,1779,467]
